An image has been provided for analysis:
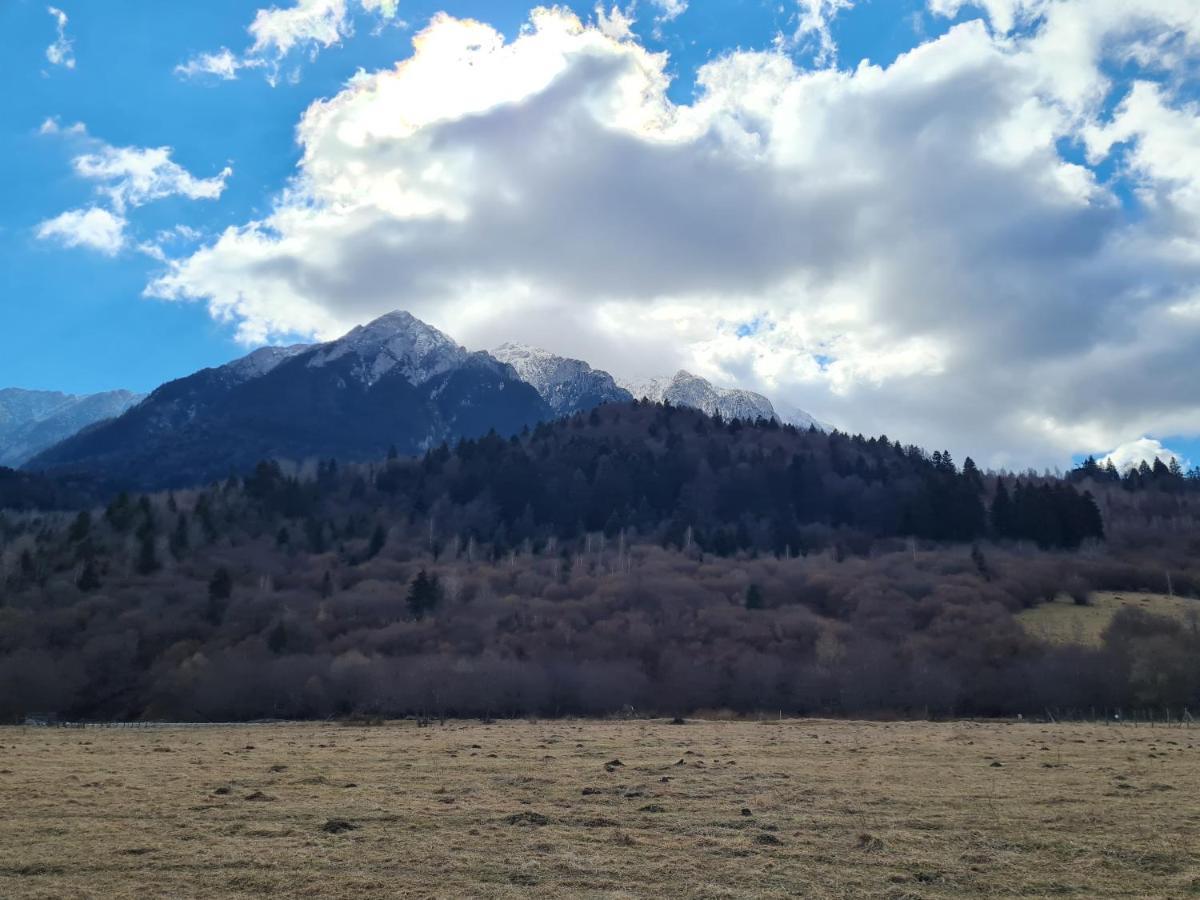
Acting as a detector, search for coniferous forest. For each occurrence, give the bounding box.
[2,401,1199,721]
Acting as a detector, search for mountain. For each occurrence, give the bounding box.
[490,347,827,430]
[619,370,824,429]
[27,312,550,490]
[491,343,632,416]
[0,388,144,467]
[771,400,828,432]
[23,311,826,490]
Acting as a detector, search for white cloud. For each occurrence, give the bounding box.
[178,0,400,83]
[1101,437,1184,473]
[595,4,636,41]
[648,0,688,24]
[174,48,261,81]
[38,117,85,137]
[36,207,126,255]
[790,0,855,65]
[36,126,231,257]
[73,145,232,213]
[150,6,1200,467]
[248,0,352,58]
[45,6,75,69]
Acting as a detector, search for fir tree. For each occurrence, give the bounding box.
[77,559,101,592]
[366,524,387,559]
[745,584,765,610]
[68,510,92,543]
[136,533,160,575]
[169,514,190,560]
[208,567,233,602]
[990,479,1013,539]
[268,620,288,654]
[406,570,442,619]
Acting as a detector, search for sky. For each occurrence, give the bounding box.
[3,0,1200,472]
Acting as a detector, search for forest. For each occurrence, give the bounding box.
[2,401,1199,721]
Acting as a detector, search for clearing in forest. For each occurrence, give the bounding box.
[1018,591,1200,646]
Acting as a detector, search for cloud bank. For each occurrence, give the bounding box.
[150,4,1200,467]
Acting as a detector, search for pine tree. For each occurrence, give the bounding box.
[962,457,984,491]
[268,620,288,654]
[77,559,101,592]
[19,549,36,581]
[106,492,135,533]
[971,543,990,580]
[366,524,387,559]
[990,479,1013,539]
[205,568,232,625]
[406,570,442,619]
[136,533,160,575]
[68,510,92,543]
[745,584,765,610]
[169,514,190,560]
[208,567,233,602]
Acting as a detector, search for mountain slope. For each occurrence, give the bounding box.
[0,388,144,467]
[492,343,632,416]
[28,313,550,489]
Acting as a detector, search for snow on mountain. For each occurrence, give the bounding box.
[28,310,551,489]
[306,311,468,386]
[224,344,312,383]
[17,309,830,488]
[0,388,145,467]
[619,371,772,421]
[491,343,632,416]
[774,401,829,432]
[619,370,827,430]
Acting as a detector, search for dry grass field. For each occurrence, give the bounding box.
[1018,591,1200,646]
[2,718,1199,899]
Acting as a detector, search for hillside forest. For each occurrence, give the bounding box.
[2,402,1199,721]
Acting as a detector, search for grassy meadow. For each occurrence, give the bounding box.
[1,718,1199,898]
[1017,591,1200,647]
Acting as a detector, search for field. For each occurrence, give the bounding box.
[1,719,1199,899]
[1018,591,1200,646]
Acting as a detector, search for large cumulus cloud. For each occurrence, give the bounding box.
[150,4,1200,467]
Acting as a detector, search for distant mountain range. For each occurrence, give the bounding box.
[0,388,144,468]
[12,311,825,489]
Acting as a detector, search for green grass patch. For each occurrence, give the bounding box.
[1018,592,1200,647]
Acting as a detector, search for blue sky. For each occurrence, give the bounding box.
[1,0,947,396]
[3,0,1199,469]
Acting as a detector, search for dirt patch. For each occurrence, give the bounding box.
[503,811,549,827]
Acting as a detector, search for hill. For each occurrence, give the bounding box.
[3,401,1198,722]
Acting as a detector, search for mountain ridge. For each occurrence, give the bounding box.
[19,310,826,488]
[0,388,145,468]
[25,313,550,489]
